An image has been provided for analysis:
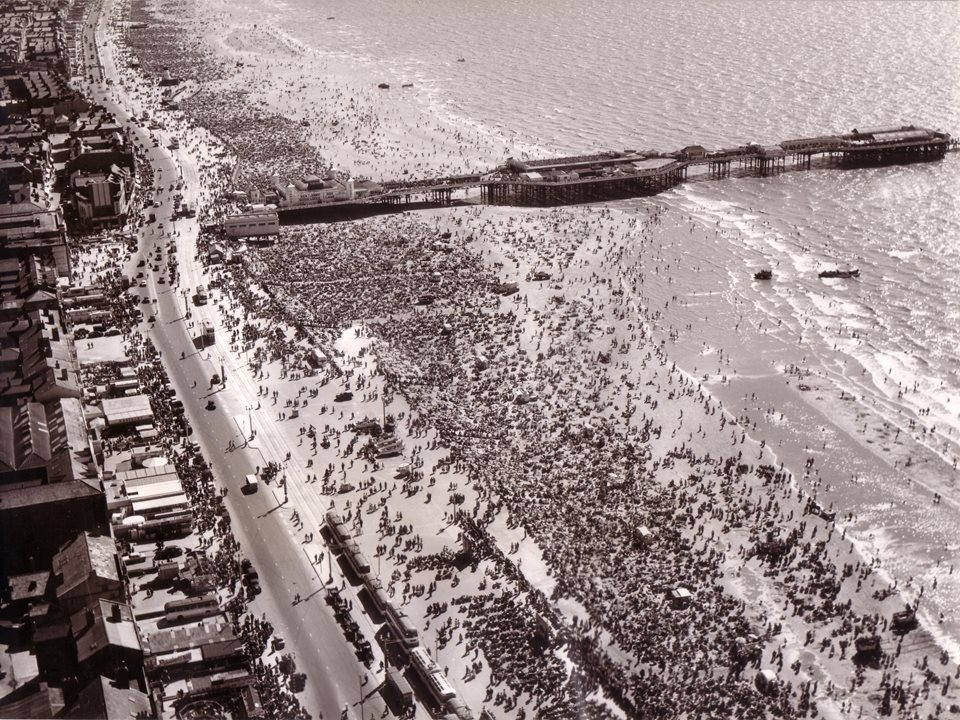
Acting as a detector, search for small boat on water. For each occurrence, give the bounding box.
[753,269,772,280]
[818,268,860,279]
[377,82,390,90]
[401,83,414,88]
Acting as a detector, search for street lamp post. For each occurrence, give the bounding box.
[359,673,365,720]
[244,404,254,444]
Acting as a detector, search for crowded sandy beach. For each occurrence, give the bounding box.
[50,0,960,718]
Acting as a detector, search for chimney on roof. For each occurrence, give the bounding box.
[116,660,130,689]
[110,603,122,622]
[85,607,95,628]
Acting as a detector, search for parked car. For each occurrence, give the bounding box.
[155,545,183,560]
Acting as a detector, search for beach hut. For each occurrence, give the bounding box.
[635,525,654,548]
[668,587,693,609]
[854,635,882,661]
[891,606,918,633]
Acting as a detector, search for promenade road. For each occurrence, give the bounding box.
[78,3,395,717]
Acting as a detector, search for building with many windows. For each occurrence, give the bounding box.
[223,207,279,238]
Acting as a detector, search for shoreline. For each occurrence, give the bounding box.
[621,196,960,662]
[101,0,960,717]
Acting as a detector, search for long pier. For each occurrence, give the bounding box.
[274,124,954,218]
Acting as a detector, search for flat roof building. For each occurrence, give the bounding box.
[101,394,153,427]
[0,201,69,277]
[223,209,279,238]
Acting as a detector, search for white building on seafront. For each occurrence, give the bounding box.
[223,206,280,238]
[271,173,381,208]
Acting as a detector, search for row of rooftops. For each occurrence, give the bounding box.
[2,527,152,717]
[4,70,70,104]
[0,0,62,59]
[0,396,90,486]
[0,302,81,404]
[0,254,95,517]
[0,255,58,301]
[0,6,180,717]
[1,98,133,268]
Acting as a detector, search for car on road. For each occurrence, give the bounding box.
[141,297,150,304]
[139,280,146,287]
[155,545,183,560]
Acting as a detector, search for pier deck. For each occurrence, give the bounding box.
[274,124,954,217]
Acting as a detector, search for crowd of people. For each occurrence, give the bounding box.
[240,206,957,719]
[102,0,960,716]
